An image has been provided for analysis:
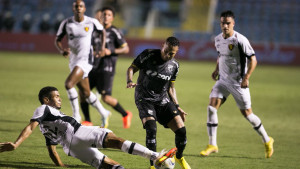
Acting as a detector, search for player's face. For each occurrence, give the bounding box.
[95,11,102,24]
[47,91,62,110]
[102,10,114,26]
[161,43,179,61]
[220,16,235,38]
[73,0,86,17]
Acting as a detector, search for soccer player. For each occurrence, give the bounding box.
[54,0,110,127]
[80,6,133,128]
[0,86,177,168]
[199,10,274,158]
[127,37,191,169]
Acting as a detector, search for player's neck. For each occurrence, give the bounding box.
[75,15,84,22]
[223,31,234,39]
[104,23,112,29]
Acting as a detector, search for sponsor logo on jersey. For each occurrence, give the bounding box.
[148,110,154,115]
[228,44,234,50]
[146,70,171,80]
[84,27,89,32]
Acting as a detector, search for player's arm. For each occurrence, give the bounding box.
[54,36,70,58]
[114,43,129,55]
[168,81,187,122]
[241,55,257,88]
[212,57,219,81]
[47,145,66,167]
[97,29,106,58]
[0,121,39,152]
[126,64,139,88]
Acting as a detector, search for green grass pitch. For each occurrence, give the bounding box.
[0,51,300,169]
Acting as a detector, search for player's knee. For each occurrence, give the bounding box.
[175,127,187,145]
[145,120,157,136]
[207,105,217,115]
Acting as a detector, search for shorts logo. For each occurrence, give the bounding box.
[84,27,89,32]
[173,111,177,114]
[228,44,234,50]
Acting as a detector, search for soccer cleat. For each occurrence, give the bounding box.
[122,111,132,128]
[81,121,93,126]
[175,156,191,169]
[149,166,155,169]
[200,144,218,156]
[101,111,111,128]
[264,137,274,158]
[154,147,177,167]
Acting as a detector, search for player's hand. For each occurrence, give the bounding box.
[0,142,17,152]
[104,48,112,56]
[61,48,70,58]
[178,107,187,122]
[212,70,219,81]
[127,82,137,88]
[241,77,249,88]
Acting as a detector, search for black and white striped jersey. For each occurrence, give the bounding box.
[31,105,81,148]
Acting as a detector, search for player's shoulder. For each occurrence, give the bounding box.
[171,59,179,68]
[110,25,123,37]
[214,33,223,42]
[234,31,249,43]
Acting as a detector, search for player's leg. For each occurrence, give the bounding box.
[167,111,190,169]
[98,72,133,128]
[231,85,274,158]
[104,132,176,166]
[200,81,228,156]
[77,78,110,128]
[65,66,85,122]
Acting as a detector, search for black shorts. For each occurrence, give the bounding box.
[136,100,180,128]
[89,70,114,96]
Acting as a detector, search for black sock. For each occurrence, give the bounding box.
[175,127,187,159]
[113,102,127,117]
[80,102,90,122]
[145,120,157,166]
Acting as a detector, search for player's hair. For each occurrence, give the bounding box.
[101,6,115,16]
[166,36,180,47]
[220,10,235,19]
[38,86,58,105]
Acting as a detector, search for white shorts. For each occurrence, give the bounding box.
[209,80,252,109]
[69,59,93,79]
[68,126,112,168]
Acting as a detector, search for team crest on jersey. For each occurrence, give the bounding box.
[84,27,89,32]
[167,65,174,72]
[228,44,234,50]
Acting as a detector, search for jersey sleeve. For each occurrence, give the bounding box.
[92,18,104,32]
[132,49,150,69]
[238,35,255,58]
[170,60,179,82]
[56,19,67,41]
[111,27,127,48]
[45,136,58,146]
[31,105,50,124]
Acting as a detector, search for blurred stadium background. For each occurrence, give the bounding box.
[0,0,300,65]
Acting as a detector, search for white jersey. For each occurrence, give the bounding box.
[56,15,104,64]
[31,105,81,152]
[215,31,255,84]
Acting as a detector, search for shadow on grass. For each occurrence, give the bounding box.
[184,153,263,160]
[0,161,90,169]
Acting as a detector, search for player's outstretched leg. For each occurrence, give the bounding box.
[67,87,81,122]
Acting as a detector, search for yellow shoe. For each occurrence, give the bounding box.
[175,156,191,169]
[154,148,177,167]
[265,137,274,158]
[200,144,218,156]
[149,166,155,169]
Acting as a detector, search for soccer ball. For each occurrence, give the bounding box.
[155,157,176,169]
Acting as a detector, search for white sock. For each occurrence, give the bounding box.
[121,140,159,161]
[67,88,81,122]
[86,92,109,118]
[207,106,218,146]
[246,113,270,143]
